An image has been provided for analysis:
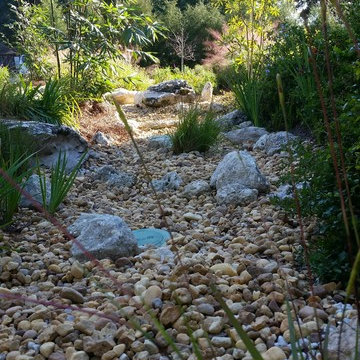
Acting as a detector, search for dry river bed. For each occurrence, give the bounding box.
[0,103,357,360]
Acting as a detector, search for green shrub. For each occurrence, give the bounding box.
[169,107,220,154]
[152,65,217,93]
[0,77,79,127]
[274,94,360,284]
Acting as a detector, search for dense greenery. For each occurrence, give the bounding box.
[146,0,224,68]
[0,77,79,127]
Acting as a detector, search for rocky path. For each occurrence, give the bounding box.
[0,102,357,360]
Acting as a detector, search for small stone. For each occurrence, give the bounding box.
[70,351,89,360]
[56,323,74,337]
[197,303,215,315]
[238,270,252,284]
[74,319,95,335]
[113,344,126,356]
[40,342,55,357]
[71,261,84,279]
[211,336,232,348]
[183,212,202,222]
[176,333,190,345]
[144,339,159,354]
[60,287,85,304]
[160,305,181,326]
[203,317,224,334]
[262,346,286,360]
[252,316,268,331]
[210,264,237,276]
[143,285,162,307]
[172,288,192,305]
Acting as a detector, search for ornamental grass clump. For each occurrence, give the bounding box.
[170,107,220,154]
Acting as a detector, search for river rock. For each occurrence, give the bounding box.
[151,172,183,192]
[253,131,297,155]
[69,213,138,261]
[93,165,136,188]
[182,180,210,199]
[224,127,268,148]
[148,80,193,94]
[92,131,113,146]
[148,135,173,150]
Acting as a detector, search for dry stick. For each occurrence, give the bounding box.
[112,100,187,271]
[320,0,360,249]
[113,101,219,359]
[0,292,123,324]
[305,12,359,357]
[277,74,321,360]
[319,3,350,358]
[303,22,354,264]
[319,0,360,339]
[330,0,360,58]
[276,74,314,294]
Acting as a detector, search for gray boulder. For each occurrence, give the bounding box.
[20,174,51,208]
[253,131,297,155]
[224,126,268,148]
[211,150,269,205]
[142,91,177,107]
[211,151,269,192]
[1,120,88,171]
[215,110,247,130]
[148,135,173,150]
[200,81,213,102]
[148,80,193,94]
[152,172,183,192]
[216,184,258,205]
[69,213,138,261]
[182,180,210,199]
[94,165,136,188]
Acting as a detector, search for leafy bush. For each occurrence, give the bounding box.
[0,77,79,127]
[152,65,217,93]
[170,107,220,154]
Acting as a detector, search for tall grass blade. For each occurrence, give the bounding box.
[212,285,264,360]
